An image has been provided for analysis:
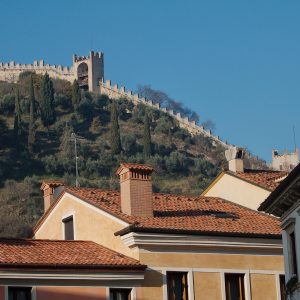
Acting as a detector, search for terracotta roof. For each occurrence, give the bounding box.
[258,163,300,216]
[229,169,288,191]
[35,187,281,238]
[0,239,145,271]
[116,163,154,174]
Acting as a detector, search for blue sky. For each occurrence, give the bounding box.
[1,1,300,162]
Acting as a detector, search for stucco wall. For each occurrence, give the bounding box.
[139,252,283,270]
[139,251,283,300]
[204,173,271,210]
[36,286,106,300]
[281,202,300,292]
[250,274,277,300]
[194,272,222,300]
[34,194,136,258]
[140,270,164,300]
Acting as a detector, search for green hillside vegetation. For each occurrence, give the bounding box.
[0,72,266,237]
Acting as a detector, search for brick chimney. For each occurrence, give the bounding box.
[225,147,245,173]
[40,180,65,212]
[116,163,154,217]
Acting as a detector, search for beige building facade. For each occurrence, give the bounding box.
[202,147,288,210]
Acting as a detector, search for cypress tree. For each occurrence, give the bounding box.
[60,122,73,158]
[72,80,81,110]
[110,101,121,155]
[40,73,56,129]
[13,87,22,146]
[28,76,36,153]
[143,113,152,158]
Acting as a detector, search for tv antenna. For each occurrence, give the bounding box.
[293,125,297,151]
[70,132,85,187]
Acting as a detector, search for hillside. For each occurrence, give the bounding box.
[0,72,266,237]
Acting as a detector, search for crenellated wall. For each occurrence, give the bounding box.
[0,59,75,83]
[0,50,231,147]
[99,79,232,148]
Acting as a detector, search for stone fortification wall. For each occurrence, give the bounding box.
[271,149,299,171]
[99,79,231,148]
[0,59,75,83]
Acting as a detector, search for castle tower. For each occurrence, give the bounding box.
[72,50,104,92]
[271,148,299,172]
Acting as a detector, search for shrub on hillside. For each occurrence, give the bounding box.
[0,94,15,113]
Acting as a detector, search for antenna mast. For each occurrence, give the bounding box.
[293,125,297,151]
[70,133,85,187]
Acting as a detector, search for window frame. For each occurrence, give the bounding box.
[106,287,135,300]
[62,212,75,241]
[7,286,32,300]
[289,230,298,277]
[166,271,189,300]
[224,273,246,300]
[282,218,298,279]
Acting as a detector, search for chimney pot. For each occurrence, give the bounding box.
[116,163,154,217]
[40,180,65,212]
[225,147,245,173]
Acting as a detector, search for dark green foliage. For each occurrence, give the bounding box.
[0,94,15,114]
[13,87,22,146]
[143,113,152,158]
[59,123,73,158]
[28,76,36,153]
[72,80,81,109]
[40,73,56,128]
[76,92,93,119]
[110,101,121,155]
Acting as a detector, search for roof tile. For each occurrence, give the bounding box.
[51,187,281,237]
[230,169,288,190]
[0,239,145,271]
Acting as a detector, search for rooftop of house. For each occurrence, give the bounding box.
[258,163,300,217]
[35,186,281,238]
[227,169,288,191]
[0,238,145,272]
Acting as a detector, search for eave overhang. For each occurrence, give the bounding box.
[258,163,300,217]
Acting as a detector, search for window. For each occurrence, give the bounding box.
[8,287,32,300]
[63,216,74,240]
[279,275,286,300]
[225,273,245,300]
[290,231,298,276]
[109,288,131,300]
[167,272,189,300]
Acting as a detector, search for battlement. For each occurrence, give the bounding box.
[73,51,103,63]
[99,79,231,148]
[0,50,104,91]
[270,148,299,171]
[0,60,73,75]
[0,57,75,84]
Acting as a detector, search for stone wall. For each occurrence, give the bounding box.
[99,79,232,148]
[271,149,299,171]
[0,59,75,83]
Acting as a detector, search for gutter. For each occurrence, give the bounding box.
[115,225,282,240]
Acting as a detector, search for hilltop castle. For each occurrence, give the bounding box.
[0,50,232,148]
[0,51,104,92]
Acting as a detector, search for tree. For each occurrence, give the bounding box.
[13,87,22,146]
[143,113,152,158]
[110,101,121,155]
[40,73,55,128]
[28,76,36,153]
[59,122,73,158]
[72,80,81,109]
